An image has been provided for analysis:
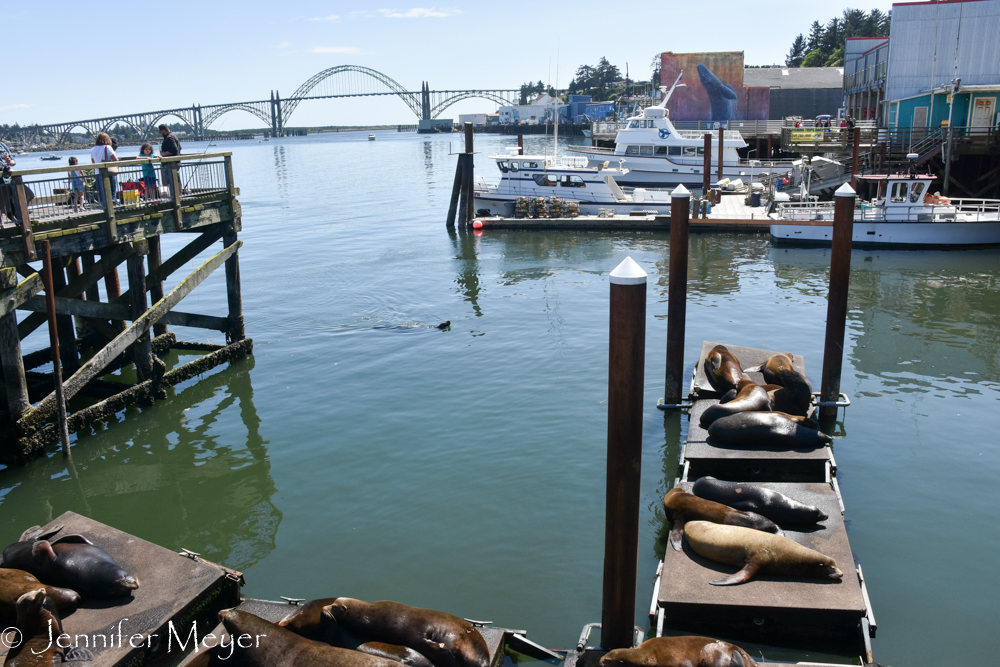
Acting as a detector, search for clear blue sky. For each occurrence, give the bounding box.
[3,0,895,129]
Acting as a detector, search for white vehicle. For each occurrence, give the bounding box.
[769,173,1000,247]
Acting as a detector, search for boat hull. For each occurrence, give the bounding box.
[771,220,1000,248]
[473,192,670,217]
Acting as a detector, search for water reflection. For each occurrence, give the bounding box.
[0,356,280,573]
[451,229,483,317]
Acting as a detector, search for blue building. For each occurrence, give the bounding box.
[564,95,614,123]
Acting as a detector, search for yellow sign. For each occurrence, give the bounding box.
[790,129,825,143]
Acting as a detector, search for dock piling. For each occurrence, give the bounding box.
[464,122,475,223]
[702,134,711,193]
[850,127,860,191]
[0,268,30,419]
[602,256,647,650]
[663,185,690,407]
[820,184,856,419]
[717,126,724,182]
[518,134,524,155]
[39,240,72,458]
[767,134,773,159]
[126,241,154,384]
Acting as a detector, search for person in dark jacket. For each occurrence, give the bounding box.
[159,124,182,197]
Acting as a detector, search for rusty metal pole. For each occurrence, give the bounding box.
[717,125,724,182]
[850,127,861,190]
[601,256,647,650]
[820,184,856,420]
[517,134,524,155]
[702,134,711,195]
[39,240,71,458]
[663,185,690,406]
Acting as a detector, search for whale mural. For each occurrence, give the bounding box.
[660,51,769,123]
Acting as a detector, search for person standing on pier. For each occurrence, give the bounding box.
[90,132,119,206]
[68,156,85,212]
[159,124,181,198]
[138,143,158,200]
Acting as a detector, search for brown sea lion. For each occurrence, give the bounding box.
[684,521,843,586]
[704,345,743,395]
[699,379,771,427]
[324,599,490,667]
[1,533,138,599]
[663,488,781,551]
[0,568,80,621]
[744,353,794,386]
[745,355,813,416]
[601,635,758,667]
[218,608,410,667]
[278,598,434,667]
[692,477,828,526]
[4,589,63,667]
[707,412,832,449]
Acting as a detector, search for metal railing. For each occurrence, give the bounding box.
[776,197,1000,222]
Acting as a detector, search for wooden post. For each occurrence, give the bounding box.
[602,256,646,650]
[10,175,36,261]
[717,125,724,182]
[147,236,168,337]
[457,155,471,227]
[50,261,80,374]
[99,167,118,244]
[102,251,126,335]
[820,184,856,420]
[39,241,71,458]
[664,185,690,406]
[0,267,30,419]
[464,122,475,223]
[850,127,861,191]
[518,134,524,155]
[702,134,711,193]
[446,158,465,228]
[223,228,245,342]
[126,242,154,383]
[767,133,773,159]
[171,161,183,214]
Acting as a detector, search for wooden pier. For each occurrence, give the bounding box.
[0,152,251,464]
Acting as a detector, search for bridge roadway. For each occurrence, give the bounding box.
[1,65,519,145]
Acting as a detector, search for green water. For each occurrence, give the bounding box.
[2,133,998,666]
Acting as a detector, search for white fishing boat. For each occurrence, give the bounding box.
[369,133,377,140]
[473,149,673,216]
[769,171,1000,247]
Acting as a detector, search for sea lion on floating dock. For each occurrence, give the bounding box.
[743,353,795,386]
[683,521,843,586]
[1,532,138,599]
[699,379,771,427]
[4,589,64,667]
[707,412,832,449]
[704,345,743,394]
[663,488,781,551]
[744,354,813,416]
[601,635,758,667]
[692,477,828,526]
[323,599,490,667]
[278,598,434,667]
[219,608,410,667]
[0,568,80,620]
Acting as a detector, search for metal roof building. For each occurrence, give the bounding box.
[742,67,845,119]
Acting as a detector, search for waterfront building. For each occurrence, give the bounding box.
[742,66,845,120]
[843,37,889,123]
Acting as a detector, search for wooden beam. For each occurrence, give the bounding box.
[18,240,241,432]
[158,311,230,331]
[0,272,44,318]
[126,247,153,382]
[20,296,130,320]
[147,235,167,337]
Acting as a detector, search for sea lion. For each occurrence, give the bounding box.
[663,488,781,551]
[0,568,80,620]
[219,608,410,667]
[323,599,490,667]
[692,477,828,526]
[699,379,771,427]
[707,412,832,449]
[683,521,843,586]
[703,345,743,395]
[279,598,434,667]
[744,355,813,416]
[601,635,758,667]
[743,353,795,386]
[4,589,64,667]
[1,534,138,599]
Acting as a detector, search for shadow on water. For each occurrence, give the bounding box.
[0,355,281,573]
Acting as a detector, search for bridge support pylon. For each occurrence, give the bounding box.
[421,82,431,121]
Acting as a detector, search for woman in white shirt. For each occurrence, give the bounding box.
[90,132,119,205]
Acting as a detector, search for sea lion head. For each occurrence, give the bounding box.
[16,588,47,616]
[599,646,642,667]
[278,597,341,639]
[815,561,844,580]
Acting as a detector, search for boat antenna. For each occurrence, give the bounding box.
[659,70,686,109]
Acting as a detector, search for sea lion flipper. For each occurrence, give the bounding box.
[709,352,722,371]
[21,524,62,542]
[742,364,763,373]
[668,524,684,551]
[49,534,95,546]
[709,560,761,586]
[31,540,57,563]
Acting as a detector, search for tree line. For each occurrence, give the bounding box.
[786,8,891,68]
[519,56,661,104]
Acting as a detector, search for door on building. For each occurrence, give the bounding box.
[971,97,996,128]
[912,106,928,142]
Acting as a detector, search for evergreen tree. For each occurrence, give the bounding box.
[806,21,824,51]
[786,34,807,67]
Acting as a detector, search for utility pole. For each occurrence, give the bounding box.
[943,77,960,196]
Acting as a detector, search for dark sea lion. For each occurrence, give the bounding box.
[5,589,64,667]
[704,345,743,394]
[602,635,758,667]
[663,488,781,551]
[1,534,138,598]
[324,599,490,667]
[219,608,409,667]
[692,477,828,526]
[278,598,434,667]
[684,521,843,585]
[707,412,832,449]
[699,379,771,427]
[0,568,80,620]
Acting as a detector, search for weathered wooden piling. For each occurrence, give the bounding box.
[602,256,647,650]
[850,127,861,190]
[717,126,724,182]
[820,184,856,419]
[464,122,475,223]
[0,268,30,419]
[663,185,690,407]
[518,134,524,155]
[767,134,773,159]
[126,241,154,383]
[446,123,476,227]
[39,240,71,457]
[702,134,711,193]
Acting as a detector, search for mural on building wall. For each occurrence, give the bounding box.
[660,51,769,122]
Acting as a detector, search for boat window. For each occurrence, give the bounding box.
[497,161,509,173]
[696,147,705,156]
[524,161,538,169]
[683,146,698,157]
[629,121,640,128]
[655,146,667,156]
[639,145,654,156]
[533,174,558,186]
[668,146,682,156]
[561,175,586,188]
[624,145,639,155]
[890,182,907,203]
[510,162,519,172]
[909,182,925,202]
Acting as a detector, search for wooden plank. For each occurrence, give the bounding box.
[158,310,230,331]
[20,295,130,320]
[11,175,36,261]
[100,168,118,244]
[0,271,44,318]
[18,241,241,432]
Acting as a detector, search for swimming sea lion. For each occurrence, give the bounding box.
[704,345,743,395]
[699,379,771,427]
[5,589,64,667]
[707,412,832,449]
[692,477,828,526]
[0,568,80,620]
[1,534,138,598]
[663,488,781,551]
[684,521,843,586]
[323,599,490,667]
[219,608,410,667]
[601,635,758,667]
[279,598,434,667]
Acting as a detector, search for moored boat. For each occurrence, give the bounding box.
[369,133,377,140]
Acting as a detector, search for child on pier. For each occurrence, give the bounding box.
[138,143,158,200]
[68,156,85,212]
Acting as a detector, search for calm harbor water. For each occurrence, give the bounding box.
[2,132,999,666]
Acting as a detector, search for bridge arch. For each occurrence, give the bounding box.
[281,65,421,124]
[99,118,144,141]
[202,103,271,130]
[430,91,512,119]
[57,124,96,145]
[142,112,197,141]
